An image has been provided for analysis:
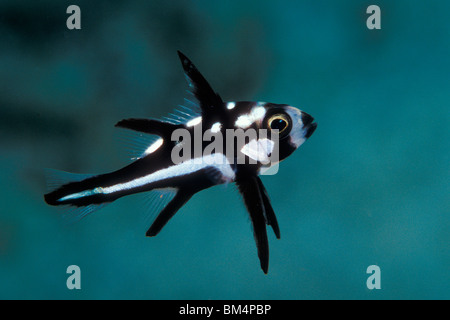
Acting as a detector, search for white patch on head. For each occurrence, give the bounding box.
[284,106,307,148]
[234,105,266,129]
[210,122,222,133]
[144,138,163,155]
[226,102,236,110]
[186,116,202,127]
[240,138,274,165]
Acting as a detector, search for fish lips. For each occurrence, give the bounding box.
[301,112,317,139]
[305,122,317,138]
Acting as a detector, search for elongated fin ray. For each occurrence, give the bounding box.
[115,129,160,161]
[236,175,269,274]
[183,98,200,111]
[59,203,109,224]
[44,168,95,193]
[162,105,200,125]
[256,177,280,239]
[177,51,225,119]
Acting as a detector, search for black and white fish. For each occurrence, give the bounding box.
[44,51,317,274]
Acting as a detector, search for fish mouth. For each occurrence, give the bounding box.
[304,122,317,138]
[301,112,317,138]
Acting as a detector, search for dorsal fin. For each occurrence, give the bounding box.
[177,51,225,120]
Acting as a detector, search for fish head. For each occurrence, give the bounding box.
[260,103,317,163]
[230,102,316,169]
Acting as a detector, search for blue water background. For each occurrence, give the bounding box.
[0,0,448,299]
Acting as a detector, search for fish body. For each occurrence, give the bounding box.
[44,51,317,273]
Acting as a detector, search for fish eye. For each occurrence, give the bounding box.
[267,114,291,136]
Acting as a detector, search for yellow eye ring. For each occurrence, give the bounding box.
[268,114,290,134]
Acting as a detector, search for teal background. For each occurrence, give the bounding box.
[0,0,448,299]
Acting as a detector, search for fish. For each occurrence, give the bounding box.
[44,51,317,274]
